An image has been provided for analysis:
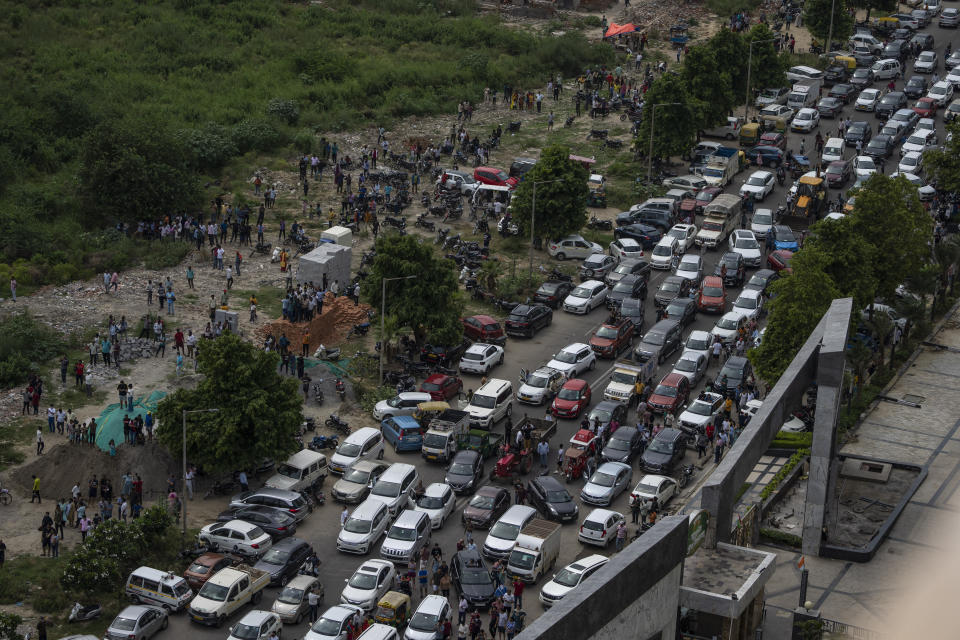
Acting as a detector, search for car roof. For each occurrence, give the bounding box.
[737,289,762,299]
[452,449,480,463]
[658,372,687,386]
[238,610,275,625]
[222,519,260,532]
[562,378,588,389]
[567,554,609,572]
[596,461,630,474]
[702,276,723,286]
[414,594,450,616]
[614,237,642,246]
[533,474,564,491]
[271,536,308,550]
[721,310,745,321]
[116,605,154,619]
[584,507,622,521]
[423,482,452,497]
[476,485,505,497]
[465,344,495,355]
[560,342,590,352]
[359,559,394,573]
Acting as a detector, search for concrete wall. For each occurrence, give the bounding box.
[296,243,351,288]
[516,515,688,640]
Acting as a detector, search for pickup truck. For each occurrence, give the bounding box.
[507,519,562,583]
[700,147,745,187]
[421,409,469,463]
[456,429,504,459]
[603,359,658,405]
[188,564,271,627]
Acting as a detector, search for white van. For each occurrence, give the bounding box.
[266,449,329,493]
[337,497,391,554]
[787,85,817,110]
[330,427,385,475]
[125,566,193,611]
[481,505,537,559]
[786,65,824,82]
[369,463,422,516]
[380,509,432,565]
[650,236,679,270]
[821,137,845,163]
[465,378,513,429]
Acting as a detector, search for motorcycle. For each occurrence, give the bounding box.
[314,344,341,360]
[309,434,340,450]
[677,464,696,489]
[335,378,346,401]
[325,414,351,435]
[302,418,316,432]
[69,603,102,623]
[497,217,519,236]
[313,379,325,405]
[348,322,371,338]
[415,213,435,231]
[587,216,613,231]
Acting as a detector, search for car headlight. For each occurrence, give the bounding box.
[547,504,558,514]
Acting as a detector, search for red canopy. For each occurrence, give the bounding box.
[604,22,637,38]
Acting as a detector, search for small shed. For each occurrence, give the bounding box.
[322,225,353,246]
[296,243,352,289]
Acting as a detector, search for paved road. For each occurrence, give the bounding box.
[166,18,959,639]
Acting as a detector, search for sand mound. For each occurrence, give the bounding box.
[257,293,374,351]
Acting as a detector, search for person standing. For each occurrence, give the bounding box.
[615,522,627,551]
[185,467,195,500]
[31,475,41,503]
[308,587,320,623]
[36,429,44,456]
[9,277,16,302]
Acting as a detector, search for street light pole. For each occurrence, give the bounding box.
[745,37,778,122]
[647,103,682,182]
[825,0,837,60]
[528,179,563,279]
[380,275,416,385]
[182,407,218,536]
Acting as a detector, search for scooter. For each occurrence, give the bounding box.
[314,344,341,360]
[313,379,325,405]
[335,378,346,401]
[69,603,102,623]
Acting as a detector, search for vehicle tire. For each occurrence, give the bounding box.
[377,449,385,460]
[295,613,303,626]
[589,359,596,371]
[161,617,169,630]
[498,354,504,365]
[216,616,225,629]
[252,590,263,605]
[556,252,566,261]
[280,573,289,587]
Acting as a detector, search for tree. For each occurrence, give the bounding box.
[865,309,895,368]
[924,121,960,194]
[360,234,463,345]
[849,0,897,21]
[750,250,842,382]
[156,334,302,474]
[803,0,855,45]
[681,45,737,126]
[744,24,788,97]
[510,145,589,242]
[848,174,932,302]
[704,28,750,100]
[804,217,877,309]
[634,74,703,162]
[0,612,23,640]
[78,119,202,225]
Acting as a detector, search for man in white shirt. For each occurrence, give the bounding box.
[341,507,349,527]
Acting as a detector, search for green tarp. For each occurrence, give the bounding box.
[94,390,167,451]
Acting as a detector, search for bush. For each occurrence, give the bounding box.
[771,431,813,449]
[232,119,285,154]
[0,313,65,386]
[293,129,316,154]
[760,527,802,548]
[359,385,397,414]
[178,122,238,171]
[760,448,809,501]
[267,98,300,125]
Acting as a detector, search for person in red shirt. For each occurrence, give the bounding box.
[512,579,525,610]
[174,329,185,355]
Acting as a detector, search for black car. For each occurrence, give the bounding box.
[849,68,874,88]
[607,274,647,309]
[504,304,553,338]
[714,356,753,393]
[743,145,784,168]
[829,83,856,104]
[911,32,934,51]
[614,223,662,249]
[526,475,579,523]
[883,41,907,62]
[639,428,686,473]
[619,298,645,331]
[663,297,698,328]
[216,506,298,540]
[445,450,484,494]
[875,92,907,119]
[601,426,642,464]
[744,269,778,294]
[654,275,692,309]
[605,258,652,287]
[714,252,746,287]
[509,158,537,179]
[451,550,496,608]
[824,64,849,84]
[817,97,844,118]
[253,537,313,586]
[904,76,929,99]
[534,280,574,309]
[586,400,628,433]
[864,134,894,160]
[844,121,872,147]
[421,339,470,365]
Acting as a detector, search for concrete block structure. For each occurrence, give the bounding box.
[321,226,353,246]
[295,243,351,289]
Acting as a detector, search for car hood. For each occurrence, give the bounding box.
[641,450,672,467]
[676,268,700,281]
[563,293,590,305]
[591,337,616,348]
[338,529,374,545]
[546,360,574,373]
[462,506,493,524]
[700,294,724,305]
[266,476,299,491]
[332,480,367,498]
[483,534,515,552]
[581,482,612,499]
[518,383,548,398]
[734,248,761,259]
[445,471,475,486]
[647,393,676,407]
[253,558,285,577]
[553,397,580,410]
[601,444,630,462]
[540,580,573,600]
[459,580,495,603]
[741,184,767,193]
[329,453,360,469]
[546,500,579,517]
[340,585,376,605]
[414,506,444,522]
[678,410,711,426]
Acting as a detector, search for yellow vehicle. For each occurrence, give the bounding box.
[759,115,788,134]
[374,591,411,629]
[792,175,827,218]
[829,55,856,72]
[739,123,761,147]
[872,16,899,37]
[414,401,450,424]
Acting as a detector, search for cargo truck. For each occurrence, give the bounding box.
[421,409,469,463]
[506,519,562,583]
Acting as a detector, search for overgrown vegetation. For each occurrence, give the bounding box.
[771,432,814,450]
[760,527,803,548]
[0,313,66,387]
[760,448,809,501]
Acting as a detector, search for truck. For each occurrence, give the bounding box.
[511,416,557,449]
[456,429,504,459]
[421,409,469,463]
[506,519,562,583]
[786,79,822,110]
[188,564,271,627]
[700,147,745,187]
[695,194,743,249]
[603,359,658,406]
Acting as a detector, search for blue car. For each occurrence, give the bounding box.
[771,225,799,251]
[744,145,784,168]
[613,223,662,249]
[380,415,423,452]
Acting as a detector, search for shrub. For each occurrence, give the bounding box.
[359,385,396,414]
[771,431,813,449]
[293,129,315,154]
[232,119,285,154]
[267,98,300,125]
[760,448,809,501]
[760,528,802,548]
[178,122,238,171]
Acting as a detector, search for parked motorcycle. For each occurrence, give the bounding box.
[677,464,696,489]
[313,379,325,405]
[309,434,340,451]
[69,603,102,623]
[325,414,351,434]
[335,378,346,401]
[587,216,613,231]
[314,344,341,360]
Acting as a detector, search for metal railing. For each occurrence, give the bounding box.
[820,618,885,640]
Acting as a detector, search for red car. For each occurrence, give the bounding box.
[646,373,690,415]
[588,318,635,358]
[419,374,463,402]
[759,132,787,150]
[694,186,723,214]
[551,379,592,419]
[474,166,518,188]
[767,249,794,274]
[461,315,506,345]
[912,97,938,118]
[696,276,727,314]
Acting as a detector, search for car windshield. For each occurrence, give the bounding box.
[649,438,674,454]
[557,386,581,400]
[622,299,642,314]
[777,229,795,242]
[607,436,630,451]
[748,174,769,186]
[668,228,686,239]
[275,463,302,479]
[736,296,758,309]
[111,617,137,631]
[463,351,485,361]
[408,611,442,633]
[468,494,494,509]
[653,244,672,257]
[197,582,229,601]
[702,167,724,178]
[342,468,372,484]
[665,302,686,316]
[660,281,679,294]
[590,408,612,423]
[643,332,665,346]
[509,550,536,570]
[387,524,417,541]
[687,401,714,416]
[188,561,211,575]
[590,471,617,487]
[260,548,290,565]
[596,326,619,339]
[469,394,495,409]
[696,191,715,203]
[857,158,876,170]
[553,350,578,364]
[719,364,744,381]
[418,494,446,510]
[687,335,711,351]
[571,286,592,298]
[450,463,474,476]
[546,489,572,502]
[796,112,812,121]
[717,316,740,330]
[277,585,305,605]
[348,572,377,589]
[525,373,549,389]
[538,282,560,294]
[337,443,362,457]
[735,238,758,249]
[489,521,520,540]
[344,517,372,534]
[312,618,343,635]
[553,568,583,588]
[612,282,635,294]
[901,156,918,167]
[675,358,697,372]
[461,567,492,585]
[701,284,724,298]
[907,134,928,144]
[702,220,722,232]
[372,481,401,498]
[420,380,443,391]
[654,384,678,398]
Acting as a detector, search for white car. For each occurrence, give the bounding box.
[198,520,273,559]
[340,560,396,612]
[577,508,625,547]
[337,498,390,554]
[677,391,724,431]
[373,391,433,420]
[516,367,565,405]
[848,33,883,55]
[666,223,698,254]
[759,103,795,122]
[791,108,820,132]
[946,68,960,90]
[662,174,708,193]
[732,289,764,320]
[948,50,960,70]
[546,343,597,378]
[405,595,454,640]
[739,171,776,201]
[628,474,678,508]
[684,330,718,360]
[901,129,938,155]
[728,229,762,267]
[673,253,704,286]
[750,208,775,240]
[608,238,645,261]
[228,610,282,640]
[927,81,955,107]
[413,483,456,529]
[670,351,707,386]
[548,235,603,261]
[539,555,609,607]
[898,151,924,175]
[914,50,938,73]
[711,311,748,344]
[855,89,881,112]
[304,605,364,640]
[853,155,878,177]
[458,343,504,375]
[562,280,608,314]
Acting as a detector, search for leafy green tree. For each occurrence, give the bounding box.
[0,612,24,640]
[849,0,897,20]
[848,174,932,301]
[78,120,202,225]
[924,121,960,194]
[745,24,788,96]
[156,334,302,474]
[510,145,589,242]
[634,74,703,162]
[805,217,877,309]
[750,250,842,382]
[360,234,463,345]
[804,0,855,45]
[705,29,750,99]
[681,46,737,126]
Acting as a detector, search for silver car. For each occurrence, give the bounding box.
[331,461,389,504]
[104,605,168,640]
[272,574,324,624]
[579,462,633,506]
